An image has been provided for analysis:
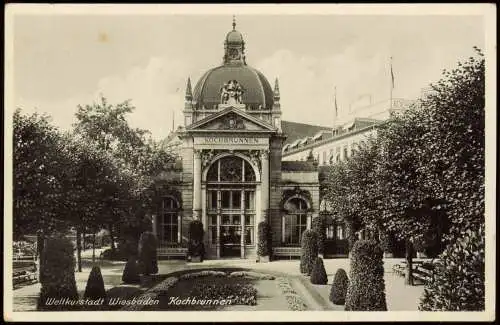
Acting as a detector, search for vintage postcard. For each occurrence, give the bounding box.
[3,3,496,322]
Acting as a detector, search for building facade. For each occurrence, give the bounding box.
[152,21,425,260]
[152,21,320,260]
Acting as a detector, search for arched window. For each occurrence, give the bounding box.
[282,197,308,246]
[160,197,180,244]
[206,156,256,182]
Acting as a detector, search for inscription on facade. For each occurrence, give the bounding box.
[198,137,264,145]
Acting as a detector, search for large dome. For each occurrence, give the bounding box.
[193,65,274,110]
[191,19,274,110]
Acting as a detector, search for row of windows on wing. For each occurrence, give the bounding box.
[301,140,367,165]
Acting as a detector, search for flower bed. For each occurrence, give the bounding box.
[178,270,226,280]
[190,282,257,306]
[121,276,179,311]
[276,277,308,311]
[227,271,275,280]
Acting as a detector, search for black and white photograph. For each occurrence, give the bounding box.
[3,3,496,322]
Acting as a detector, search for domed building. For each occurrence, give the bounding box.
[152,19,323,260]
[154,19,420,261]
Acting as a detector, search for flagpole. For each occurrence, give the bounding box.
[390,56,393,110]
[334,86,338,128]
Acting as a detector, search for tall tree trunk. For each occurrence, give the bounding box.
[36,230,45,282]
[82,228,86,253]
[108,223,116,252]
[405,239,414,285]
[92,232,96,264]
[76,228,82,272]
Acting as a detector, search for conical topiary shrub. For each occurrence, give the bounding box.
[122,256,140,284]
[300,229,319,275]
[345,240,387,311]
[188,220,205,262]
[84,266,106,298]
[257,221,272,262]
[310,257,328,285]
[330,268,349,305]
[312,215,327,256]
[138,231,158,275]
[37,236,79,311]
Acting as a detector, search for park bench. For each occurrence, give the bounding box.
[273,247,301,260]
[13,260,38,287]
[413,262,435,284]
[157,247,188,260]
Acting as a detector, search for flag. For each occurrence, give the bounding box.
[390,56,395,89]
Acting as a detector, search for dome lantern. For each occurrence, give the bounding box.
[223,16,246,65]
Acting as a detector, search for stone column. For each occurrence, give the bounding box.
[307,213,312,230]
[201,184,208,248]
[240,189,245,259]
[216,191,221,259]
[260,149,270,222]
[193,149,202,220]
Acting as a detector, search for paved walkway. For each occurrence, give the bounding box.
[13,257,424,311]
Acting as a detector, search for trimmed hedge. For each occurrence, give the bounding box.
[138,231,158,275]
[122,256,140,284]
[257,221,272,257]
[345,240,387,311]
[330,268,349,305]
[300,229,318,275]
[37,237,79,311]
[419,225,485,311]
[188,220,205,260]
[310,257,328,285]
[83,266,107,306]
[312,215,327,255]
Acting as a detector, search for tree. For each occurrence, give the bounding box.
[73,96,176,255]
[13,110,73,259]
[323,162,363,253]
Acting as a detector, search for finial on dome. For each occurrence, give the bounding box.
[274,78,280,100]
[232,15,236,30]
[185,77,192,101]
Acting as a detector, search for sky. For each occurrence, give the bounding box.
[11,7,486,140]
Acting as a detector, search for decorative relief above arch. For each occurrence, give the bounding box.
[152,185,183,209]
[281,186,313,212]
[200,149,264,173]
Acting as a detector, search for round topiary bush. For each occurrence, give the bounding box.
[83,265,107,308]
[122,256,141,284]
[310,257,328,285]
[330,268,349,305]
[312,215,327,256]
[188,220,205,261]
[418,225,485,311]
[37,236,79,311]
[138,231,158,275]
[300,229,319,275]
[257,221,272,258]
[345,240,387,311]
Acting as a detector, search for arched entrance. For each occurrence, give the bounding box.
[204,155,258,258]
[282,197,309,246]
